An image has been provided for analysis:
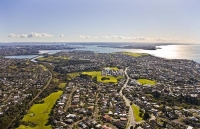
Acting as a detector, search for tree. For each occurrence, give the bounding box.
[152,91,161,99]
[143,111,150,120]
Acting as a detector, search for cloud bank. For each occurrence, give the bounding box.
[60,34,64,37]
[79,35,183,42]
[8,33,53,38]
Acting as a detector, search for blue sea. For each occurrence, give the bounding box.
[76,45,200,63]
[4,44,200,63]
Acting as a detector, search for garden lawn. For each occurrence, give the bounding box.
[17,90,63,129]
[137,79,156,85]
[131,104,143,122]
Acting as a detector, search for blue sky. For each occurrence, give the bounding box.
[0,0,200,43]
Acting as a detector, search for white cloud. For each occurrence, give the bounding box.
[8,33,16,37]
[79,35,147,40]
[78,35,192,42]
[101,36,110,39]
[152,37,181,42]
[19,34,28,38]
[28,33,53,38]
[60,34,64,37]
[8,32,53,38]
[79,35,90,38]
[135,37,146,40]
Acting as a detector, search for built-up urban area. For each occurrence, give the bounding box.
[0,46,200,129]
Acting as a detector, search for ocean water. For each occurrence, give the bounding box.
[76,45,200,63]
[131,45,200,63]
[4,55,38,59]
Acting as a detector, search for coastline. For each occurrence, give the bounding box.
[3,44,200,63]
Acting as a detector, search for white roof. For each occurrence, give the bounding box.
[105,68,110,70]
[187,126,193,129]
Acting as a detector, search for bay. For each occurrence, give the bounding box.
[4,44,200,63]
[4,55,38,59]
[75,45,200,63]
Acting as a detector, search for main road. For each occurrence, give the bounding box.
[119,67,136,129]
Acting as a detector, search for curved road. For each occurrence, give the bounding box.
[119,67,136,129]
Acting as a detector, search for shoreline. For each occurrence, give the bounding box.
[3,44,200,63]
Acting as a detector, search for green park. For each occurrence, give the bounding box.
[17,90,63,129]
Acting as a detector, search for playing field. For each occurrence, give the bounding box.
[137,79,156,85]
[17,90,63,129]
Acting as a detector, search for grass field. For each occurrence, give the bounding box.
[58,83,66,88]
[39,65,47,71]
[131,104,143,122]
[104,67,119,70]
[66,72,81,80]
[82,71,101,78]
[37,56,68,63]
[53,78,59,82]
[98,76,118,83]
[82,71,118,83]
[137,79,156,85]
[17,90,63,129]
[122,52,149,57]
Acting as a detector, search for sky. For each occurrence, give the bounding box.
[0,0,200,43]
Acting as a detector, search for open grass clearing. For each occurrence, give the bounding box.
[82,71,102,78]
[122,52,149,57]
[137,79,156,86]
[53,78,59,82]
[39,65,47,71]
[116,76,125,80]
[37,56,68,63]
[131,104,143,122]
[66,72,81,80]
[17,90,63,129]
[58,83,66,88]
[82,71,118,83]
[98,76,118,83]
[104,67,119,70]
